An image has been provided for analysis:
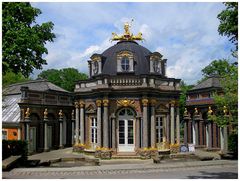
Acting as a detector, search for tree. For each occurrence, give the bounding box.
[2,2,56,77]
[201,59,236,78]
[38,68,88,92]
[3,71,31,88]
[218,2,238,52]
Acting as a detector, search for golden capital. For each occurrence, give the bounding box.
[184,108,188,116]
[223,106,228,115]
[142,98,148,106]
[74,101,79,108]
[96,100,102,107]
[44,108,48,119]
[170,100,175,106]
[79,100,85,108]
[103,99,109,107]
[194,107,199,115]
[150,99,157,106]
[25,108,30,119]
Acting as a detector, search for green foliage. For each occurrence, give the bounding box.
[2,140,28,161]
[2,2,56,77]
[228,132,238,157]
[218,2,238,51]
[179,81,194,121]
[201,59,235,78]
[207,60,238,129]
[3,71,31,88]
[38,68,88,92]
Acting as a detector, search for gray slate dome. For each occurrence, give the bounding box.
[101,41,152,75]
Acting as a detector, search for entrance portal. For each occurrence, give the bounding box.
[118,108,135,152]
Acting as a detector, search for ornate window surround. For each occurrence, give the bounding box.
[150,55,163,74]
[116,51,134,73]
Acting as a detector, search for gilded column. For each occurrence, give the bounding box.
[170,100,175,144]
[103,98,109,148]
[96,100,102,147]
[43,108,49,152]
[176,103,180,144]
[142,98,148,148]
[75,102,80,145]
[59,110,63,148]
[150,99,156,148]
[79,100,85,144]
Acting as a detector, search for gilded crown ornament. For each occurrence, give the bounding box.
[111,19,144,41]
[25,108,30,119]
[117,99,135,107]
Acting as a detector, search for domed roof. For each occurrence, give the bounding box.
[101,41,152,75]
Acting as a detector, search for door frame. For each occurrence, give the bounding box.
[117,108,136,152]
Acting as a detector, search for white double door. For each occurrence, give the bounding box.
[118,119,135,152]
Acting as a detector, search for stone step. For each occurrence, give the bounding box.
[112,155,141,159]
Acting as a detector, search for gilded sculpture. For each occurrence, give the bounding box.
[25,108,30,119]
[44,108,48,119]
[111,20,144,41]
[117,99,135,108]
[208,106,213,115]
[59,110,63,119]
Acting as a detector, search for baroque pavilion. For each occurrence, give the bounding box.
[3,22,182,154]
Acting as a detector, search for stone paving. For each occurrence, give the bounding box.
[3,147,237,179]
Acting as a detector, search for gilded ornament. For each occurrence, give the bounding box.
[150,99,157,106]
[79,100,85,108]
[44,108,48,119]
[117,99,135,107]
[59,110,63,119]
[142,98,148,106]
[170,100,175,106]
[25,108,30,119]
[208,106,213,115]
[111,20,144,41]
[103,99,109,107]
[96,100,102,107]
[194,107,198,114]
[223,106,228,115]
[74,101,79,108]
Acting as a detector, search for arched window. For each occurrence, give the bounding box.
[121,56,130,71]
[153,60,161,73]
[93,61,99,74]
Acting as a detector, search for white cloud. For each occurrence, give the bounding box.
[32,2,234,85]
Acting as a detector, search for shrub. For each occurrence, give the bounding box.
[228,132,238,157]
[2,140,28,161]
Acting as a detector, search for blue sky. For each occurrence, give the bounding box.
[31,2,234,85]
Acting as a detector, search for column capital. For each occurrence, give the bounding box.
[103,99,109,107]
[150,99,157,106]
[96,99,102,107]
[74,101,79,108]
[79,100,85,108]
[142,98,148,106]
[169,100,175,106]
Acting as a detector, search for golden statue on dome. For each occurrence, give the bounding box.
[111,19,144,41]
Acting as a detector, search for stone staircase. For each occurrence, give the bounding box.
[112,152,141,159]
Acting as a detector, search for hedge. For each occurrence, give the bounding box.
[2,140,28,161]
